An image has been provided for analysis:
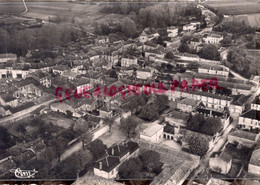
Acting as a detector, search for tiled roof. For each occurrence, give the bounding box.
[164,123,175,134]
[232,94,249,106]
[178,98,198,107]
[229,130,257,141]
[219,151,232,163]
[241,110,260,121]
[13,77,39,88]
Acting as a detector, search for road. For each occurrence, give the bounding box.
[187,121,236,184]
[21,0,28,15]
[0,98,57,125]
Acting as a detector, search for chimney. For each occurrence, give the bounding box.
[112,147,114,155]
[99,162,102,170]
[106,157,109,167]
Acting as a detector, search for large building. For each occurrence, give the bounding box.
[198,65,229,77]
[238,110,260,130]
[203,33,223,44]
[93,141,139,179]
[0,53,17,63]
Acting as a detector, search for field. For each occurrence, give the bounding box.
[247,49,260,75]
[0,2,25,15]
[223,13,260,27]
[205,0,260,15]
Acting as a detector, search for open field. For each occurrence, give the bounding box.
[247,49,260,74]
[205,0,260,15]
[0,2,25,15]
[223,13,260,27]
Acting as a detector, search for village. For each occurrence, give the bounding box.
[0,1,260,185]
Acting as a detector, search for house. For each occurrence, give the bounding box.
[67,98,97,113]
[0,93,18,107]
[248,140,260,175]
[230,94,249,118]
[71,77,92,92]
[209,151,232,174]
[143,40,158,51]
[61,71,78,80]
[121,56,138,67]
[206,178,232,185]
[52,65,70,75]
[167,26,178,38]
[96,36,109,44]
[198,65,229,77]
[0,106,11,117]
[238,110,260,130]
[251,96,260,111]
[31,71,51,88]
[0,53,17,63]
[228,130,259,148]
[139,30,148,43]
[50,102,80,118]
[93,141,140,179]
[183,24,196,32]
[0,67,29,79]
[13,77,42,98]
[177,98,200,113]
[140,123,164,144]
[203,33,223,44]
[189,37,202,50]
[99,106,112,118]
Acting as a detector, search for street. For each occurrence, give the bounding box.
[187,121,236,184]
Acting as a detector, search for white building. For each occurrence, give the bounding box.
[121,56,138,67]
[203,33,223,44]
[0,53,17,63]
[238,110,260,130]
[140,123,164,143]
[198,65,229,77]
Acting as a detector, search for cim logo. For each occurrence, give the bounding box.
[10,168,38,178]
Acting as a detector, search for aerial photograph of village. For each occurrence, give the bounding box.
[0,0,260,184]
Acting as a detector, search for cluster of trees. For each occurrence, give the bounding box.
[94,17,137,38]
[213,20,255,35]
[198,44,220,60]
[123,93,149,113]
[120,115,140,138]
[227,46,256,78]
[0,126,15,151]
[118,150,162,179]
[137,95,169,121]
[0,23,82,57]
[161,63,174,72]
[187,113,222,136]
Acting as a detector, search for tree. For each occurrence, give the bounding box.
[118,157,143,179]
[138,104,159,121]
[198,44,220,60]
[187,114,204,132]
[201,117,222,136]
[220,36,232,47]
[87,139,107,160]
[120,116,139,138]
[178,43,190,53]
[104,117,113,133]
[121,17,137,38]
[154,95,169,113]
[140,150,162,174]
[73,118,89,134]
[188,135,209,156]
[108,69,117,79]
[165,52,174,59]
[166,64,173,72]
[0,126,14,150]
[73,149,93,177]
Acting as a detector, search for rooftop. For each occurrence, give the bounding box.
[232,94,249,106]
[141,123,163,137]
[178,98,198,107]
[241,110,260,121]
[229,130,257,142]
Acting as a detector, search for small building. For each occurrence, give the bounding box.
[228,130,259,148]
[99,106,113,118]
[0,93,18,107]
[209,151,232,174]
[52,65,70,75]
[230,94,248,118]
[177,98,200,113]
[238,110,260,130]
[95,36,109,44]
[140,123,164,144]
[183,24,196,32]
[50,102,80,118]
[93,141,140,179]
[163,123,175,141]
[167,26,178,38]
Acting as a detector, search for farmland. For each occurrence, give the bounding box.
[205,0,260,15]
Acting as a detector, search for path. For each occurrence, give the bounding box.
[0,98,57,125]
[20,0,28,15]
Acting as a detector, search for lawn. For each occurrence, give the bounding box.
[41,112,75,129]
